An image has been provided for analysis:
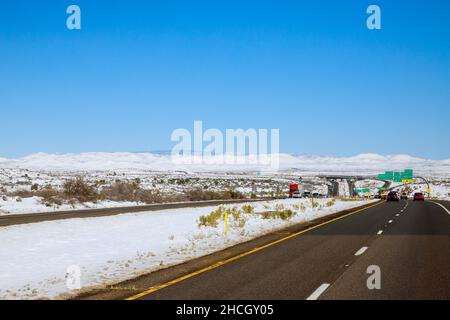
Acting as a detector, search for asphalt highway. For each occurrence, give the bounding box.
[125,200,450,300]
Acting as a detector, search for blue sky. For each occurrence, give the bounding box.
[1,0,449,159]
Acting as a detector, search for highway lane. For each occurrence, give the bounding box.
[322,200,450,299]
[127,200,450,300]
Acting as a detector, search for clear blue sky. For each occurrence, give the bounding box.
[1,0,449,159]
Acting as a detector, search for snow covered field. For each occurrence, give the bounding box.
[414,182,450,201]
[0,198,375,300]
[1,152,450,177]
[1,151,449,300]
[1,152,449,214]
[0,196,144,216]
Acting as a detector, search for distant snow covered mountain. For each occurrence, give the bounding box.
[0,152,449,177]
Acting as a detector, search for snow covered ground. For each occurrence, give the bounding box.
[0,198,375,300]
[0,167,328,215]
[411,182,450,200]
[1,152,449,177]
[1,151,449,299]
[1,152,449,214]
[0,196,143,216]
[338,180,351,198]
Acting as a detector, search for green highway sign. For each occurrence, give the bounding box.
[378,169,414,182]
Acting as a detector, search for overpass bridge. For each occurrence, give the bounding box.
[316,175,391,198]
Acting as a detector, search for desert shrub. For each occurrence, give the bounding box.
[326,199,336,207]
[31,183,39,191]
[94,179,107,187]
[241,204,254,214]
[63,177,99,202]
[277,209,295,220]
[186,189,210,201]
[260,209,295,220]
[136,189,173,204]
[198,206,248,229]
[100,180,184,204]
[186,188,245,201]
[8,190,34,198]
[293,203,307,212]
[36,185,63,206]
[101,181,140,202]
[235,217,247,228]
[231,207,247,228]
[226,189,245,199]
[198,206,225,227]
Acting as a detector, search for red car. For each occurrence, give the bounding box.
[386,191,400,202]
[413,192,425,201]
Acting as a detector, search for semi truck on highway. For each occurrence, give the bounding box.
[289,184,300,198]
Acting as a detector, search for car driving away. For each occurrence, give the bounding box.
[413,192,425,201]
[386,191,400,202]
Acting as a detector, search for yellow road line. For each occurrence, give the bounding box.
[125,200,385,300]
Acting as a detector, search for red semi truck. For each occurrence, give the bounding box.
[289,184,299,198]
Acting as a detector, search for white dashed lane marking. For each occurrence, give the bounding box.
[355,246,368,256]
[306,283,330,300]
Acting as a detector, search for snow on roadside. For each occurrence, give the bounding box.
[338,180,350,197]
[0,196,143,216]
[429,184,450,200]
[412,183,450,201]
[0,198,376,300]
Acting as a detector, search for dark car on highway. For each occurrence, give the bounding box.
[413,192,425,201]
[386,191,400,202]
